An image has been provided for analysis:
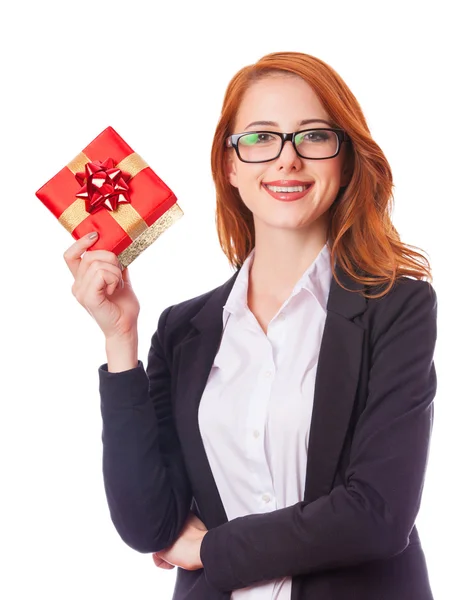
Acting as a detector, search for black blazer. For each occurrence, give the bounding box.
[99,261,438,600]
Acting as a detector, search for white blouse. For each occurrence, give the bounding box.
[198,242,333,600]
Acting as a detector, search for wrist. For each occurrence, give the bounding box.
[105,331,139,372]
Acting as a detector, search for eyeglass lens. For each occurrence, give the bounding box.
[238,130,339,161]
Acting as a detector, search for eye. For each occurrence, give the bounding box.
[239,132,277,146]
[295,130,331,145]
[306,130,330,142]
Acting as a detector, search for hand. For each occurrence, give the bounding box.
[152,512,208,571]
[63,232,140,339]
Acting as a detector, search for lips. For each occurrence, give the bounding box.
[262,181,314,202]
[263,180,313,186]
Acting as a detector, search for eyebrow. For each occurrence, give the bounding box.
[244,118,333,129]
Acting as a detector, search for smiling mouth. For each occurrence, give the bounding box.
[263,183,312,193]
[261,182,315,202]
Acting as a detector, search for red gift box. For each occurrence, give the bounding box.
[35,126,183,268]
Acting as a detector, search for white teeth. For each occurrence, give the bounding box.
[266,184,311,193]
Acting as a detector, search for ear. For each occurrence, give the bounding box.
[225,153,238,188]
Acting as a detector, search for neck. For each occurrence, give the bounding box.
[248,217,330,302]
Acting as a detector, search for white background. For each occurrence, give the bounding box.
[1,1,472,598]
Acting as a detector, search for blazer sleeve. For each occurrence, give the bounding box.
[199,279,438,592]
[99,304,193,553]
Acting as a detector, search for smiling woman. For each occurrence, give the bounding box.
[213,53,431,296]
[93,51,437,600]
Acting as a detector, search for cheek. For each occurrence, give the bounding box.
[234,166,265,193]
[316,162,343,189]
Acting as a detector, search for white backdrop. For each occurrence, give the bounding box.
[1,1,472,598]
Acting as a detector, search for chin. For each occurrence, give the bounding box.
[255,215,313,231]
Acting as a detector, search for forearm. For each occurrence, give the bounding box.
[105,331,139,372]
[100,361,192,552]
[200,484,402,591]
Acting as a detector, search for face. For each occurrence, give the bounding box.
[226,75,351,236]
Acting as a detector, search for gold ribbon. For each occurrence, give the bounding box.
[58,151,183,268]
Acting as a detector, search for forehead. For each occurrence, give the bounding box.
[234,75,330,128]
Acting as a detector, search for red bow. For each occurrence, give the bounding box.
[75,158,132,213]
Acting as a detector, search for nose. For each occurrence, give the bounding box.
[275,138,302,170]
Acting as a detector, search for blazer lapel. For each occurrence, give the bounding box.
[173,271,240,529]
[303,267,367,500]
[173,262,368,529]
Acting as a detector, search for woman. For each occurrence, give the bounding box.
[64,52,437,599]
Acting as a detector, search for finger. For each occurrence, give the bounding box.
[81,260,122,291]
[80,248,123,272]
[63,232,100,279]
[152,554,175,569]
[74,262,121,307]
[75,249,122,288]
[72,260,122,303]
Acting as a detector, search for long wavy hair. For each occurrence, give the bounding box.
[210,51,432,299]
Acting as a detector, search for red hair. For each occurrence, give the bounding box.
[210,51,432,298]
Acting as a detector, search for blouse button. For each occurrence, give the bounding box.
[262,494,271,503]
[253,429,260,439]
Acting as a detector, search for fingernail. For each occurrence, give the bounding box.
[88,232,98,240]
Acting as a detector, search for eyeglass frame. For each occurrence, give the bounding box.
[225,128,351,163]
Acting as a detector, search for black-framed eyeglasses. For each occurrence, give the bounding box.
[225,128,350,163]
